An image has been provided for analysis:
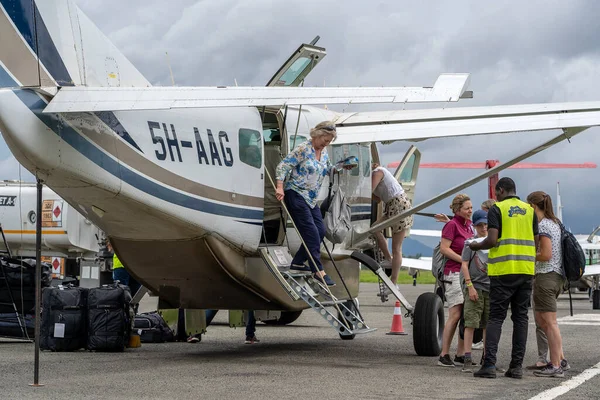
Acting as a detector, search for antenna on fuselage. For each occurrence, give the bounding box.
[165,52,175,86]
[309,35,320,45]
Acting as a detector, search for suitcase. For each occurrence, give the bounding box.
[134,311,175,343]
[87,283,133,351]
[40,285,88,351]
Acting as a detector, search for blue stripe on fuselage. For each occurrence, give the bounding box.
[0,64,17,87]
[1,0,74,85]
[13,89,263,221]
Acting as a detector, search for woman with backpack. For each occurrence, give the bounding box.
[526,191,568,378]
[371,162,414,293]
[437,194,474,367]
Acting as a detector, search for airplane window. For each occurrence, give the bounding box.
[263,129,281,143]
[361,145,371,177]
[239,128,262,169]
[399,154,416,183]
[277,57,311,86]
[331,144,360,176]
[289,134,308,151]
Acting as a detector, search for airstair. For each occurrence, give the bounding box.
[259,246,376,338]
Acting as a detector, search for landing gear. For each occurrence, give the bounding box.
[337,299,360,340]
[412,292,444,356]
[262,310,303,326]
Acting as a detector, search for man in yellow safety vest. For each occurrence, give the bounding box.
[107,240,141,298]
[469,177,539,379]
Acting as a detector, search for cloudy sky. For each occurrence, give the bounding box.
[2,0,600,240]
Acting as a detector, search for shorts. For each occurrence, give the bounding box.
[533,272,565,312]
[463,288,490,328]
[443,272,464,308]
[384,194,413,234]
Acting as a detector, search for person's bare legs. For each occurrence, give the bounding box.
[441,304,463,356]
[464,327,474,354]
[537,311,564,368]
[390,229,406,284]
[374,231,392,262]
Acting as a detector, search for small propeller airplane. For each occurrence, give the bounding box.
[2,0,600,354]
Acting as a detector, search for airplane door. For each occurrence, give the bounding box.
[266,42,326,87]
[386,145,421,237]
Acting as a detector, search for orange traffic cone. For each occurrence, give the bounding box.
[386,300,407,335]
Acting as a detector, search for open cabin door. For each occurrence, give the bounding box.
[266,41,326,87]
[385,145,421,237]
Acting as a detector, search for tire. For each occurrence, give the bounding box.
[337,299,359,340]
[262,310,303,326]
[413,292,444,356]
[593,290,600,310]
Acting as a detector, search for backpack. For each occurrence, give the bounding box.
[558,221,586,281]
[431,242,447,283]
[324,186,352,244]
[324,170,352,244]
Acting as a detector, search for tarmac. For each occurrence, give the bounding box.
[1,282,599,400]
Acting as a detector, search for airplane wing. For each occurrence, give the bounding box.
[41,73,471,113]
[402,257,432,271]
[332,102,600,144]
[409,229,441,238]
[583,264,600,277]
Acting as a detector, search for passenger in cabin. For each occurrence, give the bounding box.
[370,162,414,293]
[275,121,355,287]
[437,194,473,367]
[526,191,569,378]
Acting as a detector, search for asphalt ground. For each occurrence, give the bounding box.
[1,283,599,400]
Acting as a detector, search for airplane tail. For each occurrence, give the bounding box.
[0,0,149,88]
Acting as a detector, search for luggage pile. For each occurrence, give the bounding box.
[41,283,137,352]
[133,311,175,343]
[0,258,51,339]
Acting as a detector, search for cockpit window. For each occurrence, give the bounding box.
[399,153,416,183]
[239,129,262,169]
[277,57,312,86]
[361,145,371,177]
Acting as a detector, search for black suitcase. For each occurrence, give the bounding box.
[134,311,174,343]
[40,285,88,351]
[87,283,132,351]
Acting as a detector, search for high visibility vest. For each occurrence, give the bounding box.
[488,197,536,276]
[113,253,124,270]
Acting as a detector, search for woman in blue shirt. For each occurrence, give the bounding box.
[275,121,351,286]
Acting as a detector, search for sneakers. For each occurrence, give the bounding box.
[474,365,497,379]
[561,359,571,371]
[186,335,201,343]
[504,367,523,379]
[313,273,336,287]
[383,284,400,296]
[534,365,564,378]
[454,355,465,365]
[438,354,455,367]
[244,335,260,344]
[472,341,484,350]
[461,356,474,373]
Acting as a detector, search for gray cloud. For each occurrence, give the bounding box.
[2,0,600,235]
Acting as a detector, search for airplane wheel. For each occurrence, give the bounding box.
[338,299,359,340]
[413,292,444,356]
[262,310,303,326]
[593,290,600,310]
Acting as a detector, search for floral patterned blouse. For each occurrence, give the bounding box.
[276,139,331,208]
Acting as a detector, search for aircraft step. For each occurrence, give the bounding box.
[258,246,374,338]
[281,270,373,338]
